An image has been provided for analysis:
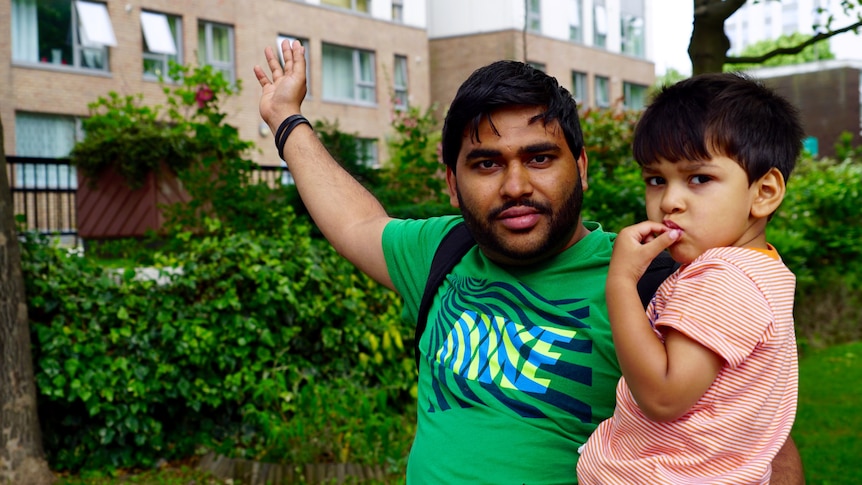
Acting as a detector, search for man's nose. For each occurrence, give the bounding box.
[500,163,533,199]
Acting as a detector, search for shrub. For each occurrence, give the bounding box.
[23,210,415,472]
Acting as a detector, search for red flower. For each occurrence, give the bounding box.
[195,85,214,108]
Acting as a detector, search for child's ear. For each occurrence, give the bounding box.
[751,167,786,219]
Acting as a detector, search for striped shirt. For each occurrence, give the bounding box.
[577,246,798,484]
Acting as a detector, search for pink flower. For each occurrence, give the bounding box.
[195,85,214,108]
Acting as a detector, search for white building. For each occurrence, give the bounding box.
[725,0,862,60]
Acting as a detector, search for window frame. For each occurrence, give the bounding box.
[569,0,583,42]
[593,3,608,48]
[571,71,587,107]
[623,82,648,110]
[141,10,182,81]
[277,35,311,96]
[393,54,409,110]
[527,0,542,33]
[197,20,236,83]
[321,0,370,14]
[594,75,610,108]
[322,43,377,106]
[14,112,82,189]
[11,0,116,72]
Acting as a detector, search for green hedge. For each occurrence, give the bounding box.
[23,210,415,472]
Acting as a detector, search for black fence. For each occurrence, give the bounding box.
[7,157,289,246]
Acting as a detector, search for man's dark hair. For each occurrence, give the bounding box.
[632,71,804,183]
[441,60,585,172]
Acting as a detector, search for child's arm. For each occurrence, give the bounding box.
[607,221,722,422]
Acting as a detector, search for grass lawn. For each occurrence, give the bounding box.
[793,340,862,484]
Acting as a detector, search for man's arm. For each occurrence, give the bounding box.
[254,40,393,289]
[771,436,805,485]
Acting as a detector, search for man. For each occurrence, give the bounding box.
[254,40,803,484]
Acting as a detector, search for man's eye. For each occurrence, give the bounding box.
[531,155,551,165]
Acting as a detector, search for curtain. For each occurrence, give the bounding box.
[322,44,355,101]
[15,113,78,188]
[11,0,39,62]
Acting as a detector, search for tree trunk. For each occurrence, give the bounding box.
[0,120,55,484]
[689,0,745,75]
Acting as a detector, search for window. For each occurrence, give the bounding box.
[322,0,369,13]
[571,71,587,106]
[528,61,547,72]
[595,75,610,108]
[620,15,644,57]
[620,0,645,56]
[527,0,541,33]
[142,11,182,80]
[569,0,583,42]
[15,112,81,189]
[782,1,798,35]
[277,35,311,94]
[198,21,235,83]
[12,0,116,71]
[392,0,404,22]
[593,3,608,48]
[393,55,409,109]
[322,43,376,105]
[623,82,648,110]
[357,138,379,168]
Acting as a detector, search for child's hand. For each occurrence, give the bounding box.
[609,221,681,284]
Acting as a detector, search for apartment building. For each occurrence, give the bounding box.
[427,0,655,118]
[724,0,862,61]
[2,0,431,172]
[2,0,655,181]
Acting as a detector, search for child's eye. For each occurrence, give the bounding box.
[645,176,665,186]
[690,175,711,184]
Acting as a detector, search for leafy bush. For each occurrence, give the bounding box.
[22,210,415,472]
[580,106,646,231]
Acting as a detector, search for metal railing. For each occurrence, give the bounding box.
[7,157,289,246]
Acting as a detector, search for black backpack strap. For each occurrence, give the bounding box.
[415,222,475,370]
[636,251,680,308]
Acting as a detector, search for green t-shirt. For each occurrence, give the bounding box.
[383,216,621,485]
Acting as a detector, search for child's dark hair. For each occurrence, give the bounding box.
[633,72,804,183]
[441,60,584,172]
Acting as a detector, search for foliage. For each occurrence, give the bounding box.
[793,340,862,484]
[313,119,383,190]
[69,92,194,189]
[21,210,415,473]
[769,156,862,289]
[724,32,835,71]
[71,62,288,235]
[311,106,455,220]
[580,105,646,231]
[833,130,862,161]
[653,68,688,90]
[377,104,450,214]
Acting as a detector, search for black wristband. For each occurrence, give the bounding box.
[274,114,312,161]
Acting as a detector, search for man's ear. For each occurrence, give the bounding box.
[446,166,460,208]
[577,148,589,192]
[751,167,786,219]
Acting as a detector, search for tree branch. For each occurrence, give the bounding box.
[728,19,862,64]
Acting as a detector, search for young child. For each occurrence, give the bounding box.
[577,72,802,484]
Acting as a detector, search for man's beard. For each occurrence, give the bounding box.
[457,181,584,265]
